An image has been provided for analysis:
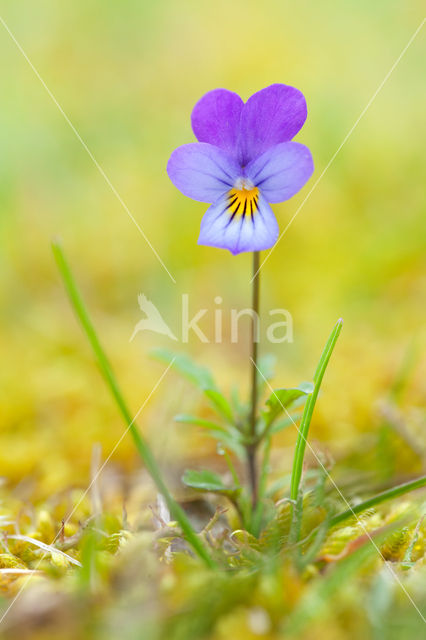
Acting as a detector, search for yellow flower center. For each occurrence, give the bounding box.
[226,183,259,221]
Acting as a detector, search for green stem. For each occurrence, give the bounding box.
[222,447,245,526]
[290,319,343,502]
[251,435,272,536]
[52,240,215,568]
[247,250,260,509]
[223,449,241,489]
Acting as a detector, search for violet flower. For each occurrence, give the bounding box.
[167,84,314,255]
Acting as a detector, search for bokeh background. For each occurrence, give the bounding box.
[0,0,425,514]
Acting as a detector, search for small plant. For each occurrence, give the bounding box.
[165,84,317,536]
[153,319,341,540]
[53,85,425,578]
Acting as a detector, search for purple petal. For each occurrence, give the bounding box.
[191,89,244,160]
[167,143,240,203]
[238,84,307,165]
[245,142,313,203]
[198,192,279,255]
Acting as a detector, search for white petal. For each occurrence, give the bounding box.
[198,191,279,255]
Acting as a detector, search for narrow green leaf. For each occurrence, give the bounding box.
[264,382,314,424]
[182,469,236,494]
[256,353,277,394]
[328,475,426,529]
[204,432,246,461]
[174,413,228,433]
[152,348,216,391]
[230,385,243,413]
[290,319,343,503]
[174,413,246,459]
[258,383,312,441]
[204,388,234,423]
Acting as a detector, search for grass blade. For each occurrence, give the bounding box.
[328,475,426,529]
[290,319,343,502]
[52,240,215,568]
[297,475,426,550]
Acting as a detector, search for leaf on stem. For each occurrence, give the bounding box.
[203,389,234,423]
[174,413,246,459]
[261,382,314,432]
[152,348,216,391]
[152,349,237,426]
[174,414,227,433]
[182,469,238,496]
[256,354,277,392]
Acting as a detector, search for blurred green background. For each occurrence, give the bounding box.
[0,0,425,497]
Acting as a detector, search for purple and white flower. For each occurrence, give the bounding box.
[167,84,314,255]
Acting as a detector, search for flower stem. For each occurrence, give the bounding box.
[52,239,215,569]
[248,251,260,509]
